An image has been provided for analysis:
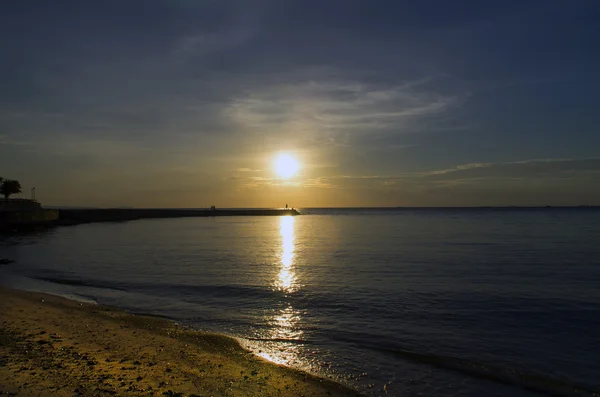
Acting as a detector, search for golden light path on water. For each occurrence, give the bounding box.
[277,216,296,292]
[255,216,306,366]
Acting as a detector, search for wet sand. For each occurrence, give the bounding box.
[0,287,361,397]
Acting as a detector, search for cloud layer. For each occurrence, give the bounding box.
[1,0,599,206]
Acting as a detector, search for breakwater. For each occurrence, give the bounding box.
[0,199,59,232]
[57,208,299,225]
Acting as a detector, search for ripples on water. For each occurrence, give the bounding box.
[1,208,600,397]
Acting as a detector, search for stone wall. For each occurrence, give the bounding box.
[0,200,58,230]
[3,210,59,223]
[0,199,42,212]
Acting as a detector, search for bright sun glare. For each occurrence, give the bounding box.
[274,153,300,178]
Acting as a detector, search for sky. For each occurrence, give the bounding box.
[1,0,600,207]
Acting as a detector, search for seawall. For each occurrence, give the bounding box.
[0,199,59,232]
[56,208,299,225]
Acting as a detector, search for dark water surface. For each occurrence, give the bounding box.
[1,208,600,396]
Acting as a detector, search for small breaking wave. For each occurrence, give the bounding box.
[31,276,128,292]
[376,345,600,397]
[244,337,312,345]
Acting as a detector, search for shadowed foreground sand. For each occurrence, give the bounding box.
[0,288,362,397]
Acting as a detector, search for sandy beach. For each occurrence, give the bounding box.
[0,287,361,397]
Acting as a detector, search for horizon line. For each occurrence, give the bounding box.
[44,205,600,210]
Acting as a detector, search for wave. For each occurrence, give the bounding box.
[154,283,281,300]
[28,274,296,302]
[32,276,128,292]
[244,337,312,345]
[318,327,599,397]
[376,345,600,397]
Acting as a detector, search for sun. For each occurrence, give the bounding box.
[274,153,300,178]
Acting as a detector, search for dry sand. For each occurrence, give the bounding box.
[0,287,362,397]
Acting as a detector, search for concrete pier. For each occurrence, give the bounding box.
[56,208,299,225]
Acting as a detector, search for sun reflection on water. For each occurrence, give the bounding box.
[272,305,303,340]
[256,305,305,366]
[242,217,324,374]
[254,216,308,367]
[277,216,297,292]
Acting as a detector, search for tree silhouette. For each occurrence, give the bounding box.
[0,179,21,199]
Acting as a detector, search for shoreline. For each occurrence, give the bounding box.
[0,287,362,397]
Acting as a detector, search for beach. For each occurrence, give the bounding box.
[0,287,361,397]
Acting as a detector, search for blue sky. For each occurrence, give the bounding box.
[1,0,599,207]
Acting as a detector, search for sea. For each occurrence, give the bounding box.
[1,207,599,397]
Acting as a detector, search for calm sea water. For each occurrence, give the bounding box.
[1,208,600,396]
